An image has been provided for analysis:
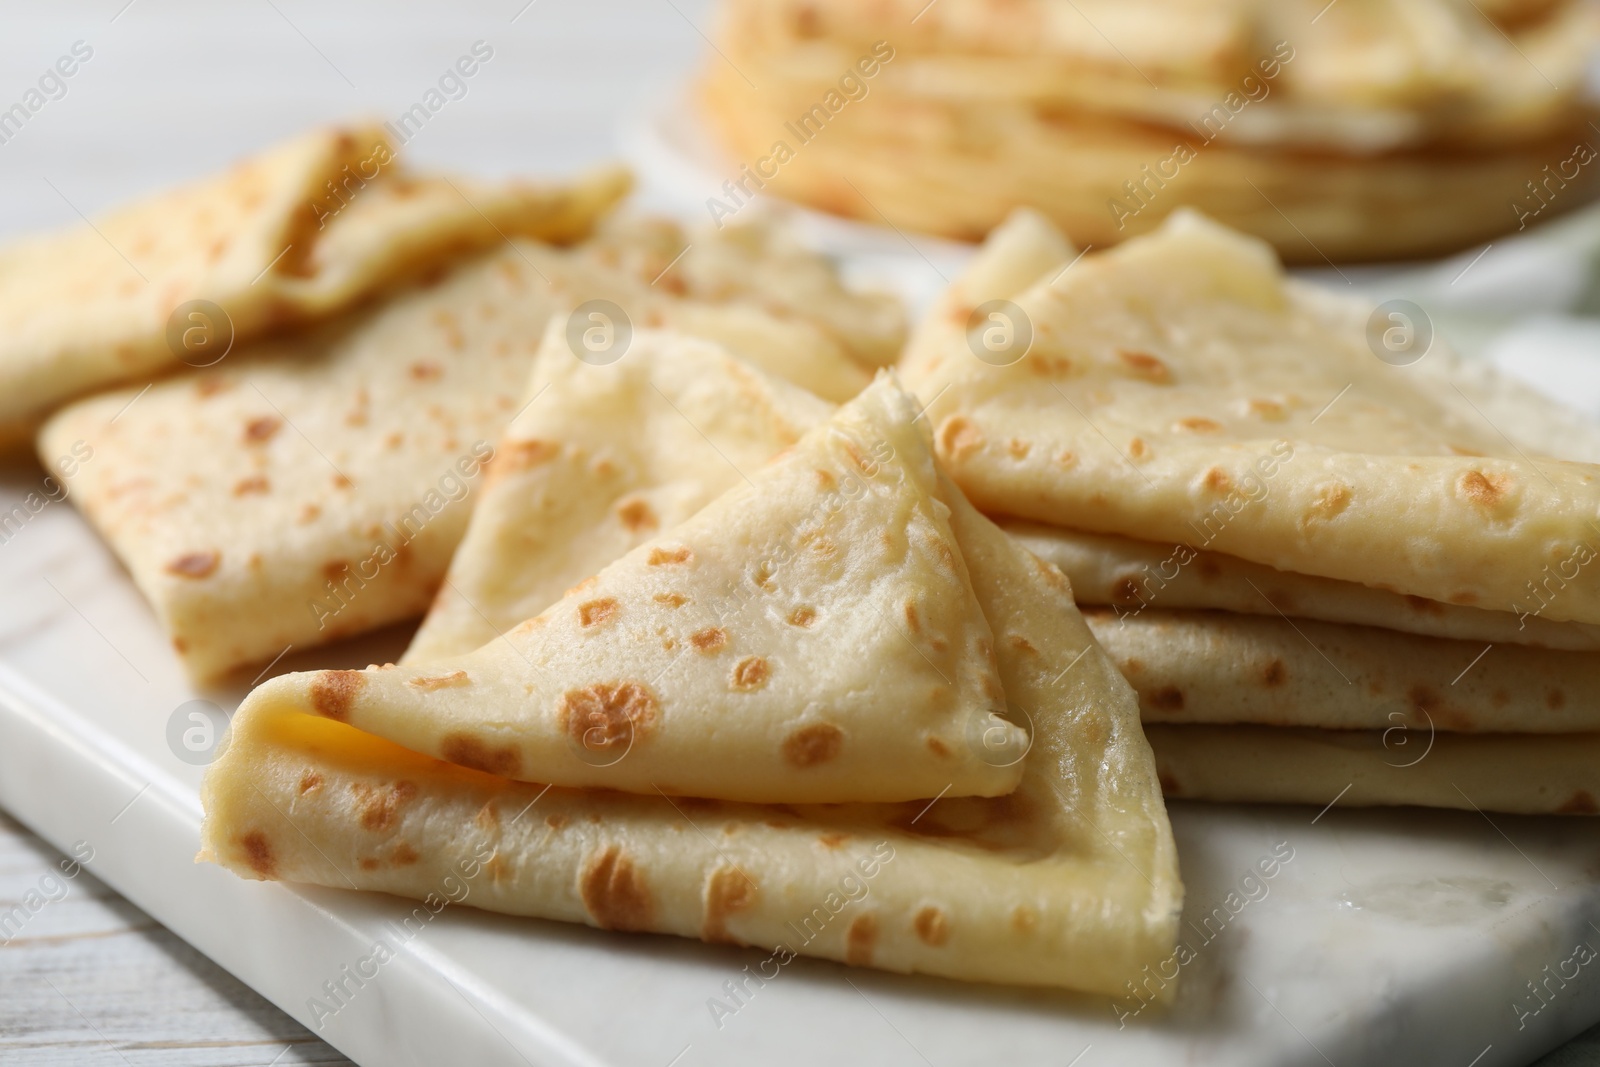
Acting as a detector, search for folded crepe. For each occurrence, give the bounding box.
[232,378,1023,804]
[1009,522,1600,651]
[41,232,872,681]
[406,327,834,663]
[0,123,629,442]
[902,208,1600,624]
[1084,607,1600,734]
[1147,725,1600,816]
[200,433,1183,992]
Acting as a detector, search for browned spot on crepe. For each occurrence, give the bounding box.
[648,546,693,566]
[846,912,878,965]
[1148,686,1184,712]
[616,497,658,533]
[239,831,275,878]
[1260,660,1286,687]
[1118,350,1170,383]
[914,906,950,947]
[788,606,817,627]
[783,723,843,767]
[578,598,620,628]
[408,670,469,691]
[580,845,655,931]
[691,627,729,653]
[561,683,659,755]
[354,781,417,832]
[1458,470,1510,509]
[937,416,983,459]
[309,670,365,722]
[243,416,281,443]
[731,656,770,691]
[702,866,757,944]
[165,551,220,579]
[440,732,522,777]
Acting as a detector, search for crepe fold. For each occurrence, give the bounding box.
[1008,522,1600,651]
[233,378,1023,803]
[903,208,1600,626]
[1146,726,1600,816]
[201,410,1183,992]
[42,225,877,682]
[1084,608,1600,734]
[0,124,629,441]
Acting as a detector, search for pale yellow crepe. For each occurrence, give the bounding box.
[576,215,905,367]
[1009,522,1600,651]
[1083,607,1600,733]
[1147,724,1600,815]
[41,235,872,681]
[406,327,834,663]
[0,124,630,441]
[200,468,1183,992]
[230,378,1024,804]
[903,209,1600,624]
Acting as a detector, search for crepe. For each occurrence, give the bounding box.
[0,123,629,442]
[1009,522,1600,651]
[576,215,905,367]
[200,462,1183,992]
[903,208,1600,624]
[1147,725,1600,815]
[228,378,1024,804]
[712,0,1599,153]
[40,235,872,681]
[406,327,834,663]
[702,65,1594,257]
[1083,607,1600,734]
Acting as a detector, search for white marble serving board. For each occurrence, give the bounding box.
[4,463,1600,1067]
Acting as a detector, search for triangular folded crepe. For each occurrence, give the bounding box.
[1084,607,1600,734]
[233,378,1024,804]
[41,234,870,681]
[903,208,1600,624]
[1147,725,1600,816]
[1009,521,1600,651]
[201,470,1182,993]
[406,327,833,662]
[0,123,629,440]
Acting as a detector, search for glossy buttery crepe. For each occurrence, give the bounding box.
[0,124,630,442]
[200,396,1183,991]
[902,208,1600,625]
[1007,522,1600,651]
[41,227,875,681]
[231,378,1024,804]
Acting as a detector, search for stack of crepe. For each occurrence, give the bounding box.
[698,0,1600,260]
[21,127,1183,994]
[901,205,1600,816]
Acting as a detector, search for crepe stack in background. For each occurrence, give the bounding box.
[902,206,1600,814]
[39,130,904,682]
[200,377,1184,995]
[698,0,1600,261]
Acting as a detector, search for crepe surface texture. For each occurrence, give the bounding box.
[406,327,835,663]
[1008,522,1600,651]
[1146,725,1600,815]
[1084,608,1600,734]
[0,124,630,441]
[226,377,1024,804]
[902,208,1600,626]
[200,440,1183,992]
[41,225,878,681]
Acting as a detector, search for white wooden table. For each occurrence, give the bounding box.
[2,2,1600,1064]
